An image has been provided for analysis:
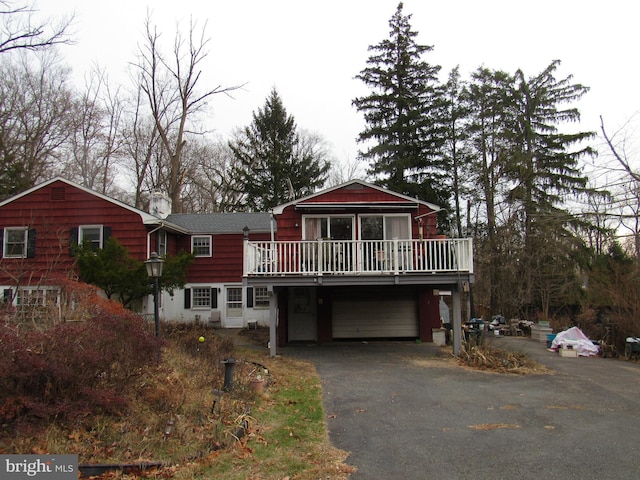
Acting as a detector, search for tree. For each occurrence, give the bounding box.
[0,1,73,54]
[180,138,245,213]
[133,15,242,213]
[442,66,472,236]
[229,88,331,211]
[74,238,194,308]
[464,66,515,317]
[353,2,447,205]
[599,115,640,258]
[506,60,596,313]
[0,52,73,199]
[60,66,123,195]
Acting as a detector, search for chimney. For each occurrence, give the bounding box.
[150,191,172,219]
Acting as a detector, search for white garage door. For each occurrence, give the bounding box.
[332,289,418,339]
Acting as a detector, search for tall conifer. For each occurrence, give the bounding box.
[353,3,447,206]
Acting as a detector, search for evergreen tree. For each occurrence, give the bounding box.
[353,2,447,206]
[230,88,330,211]
[465,67,515,316]
[442,66,472,236]
[506,60,596,310]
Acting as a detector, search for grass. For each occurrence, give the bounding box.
[0,325,354,479]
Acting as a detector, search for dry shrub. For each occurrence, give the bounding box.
[457,343,548,374]
[0,279,161,426]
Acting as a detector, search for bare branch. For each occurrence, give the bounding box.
[600,115,640,182]
[0,1,75,54]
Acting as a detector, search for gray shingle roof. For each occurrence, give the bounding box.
[165,212,273,234]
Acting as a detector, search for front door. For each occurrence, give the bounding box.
[224,286,244,328]
[288,287,317,341]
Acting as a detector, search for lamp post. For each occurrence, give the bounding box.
[145,251,164,337]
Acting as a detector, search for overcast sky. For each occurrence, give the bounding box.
[39,0,639,172]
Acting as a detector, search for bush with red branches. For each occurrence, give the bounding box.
[0,280,162,425]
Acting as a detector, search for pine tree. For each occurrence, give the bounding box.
[353,2,447,206]
[442,66,472,236]
[465,66,516,317]
[507,60,597,311]
[229,88,330,211]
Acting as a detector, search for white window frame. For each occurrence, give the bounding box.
[3,227,28,258]
[358,214,411,240]
[79,225,104,250]
[191,235,212,257]
[302,215,355,240]
[191,287,212,309]
[157,230,168,256]
[16,287,59,307]
[254,287,270,308]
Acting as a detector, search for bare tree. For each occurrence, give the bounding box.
[132,14,243,213]
[61,66,123,195]
[600,115,640,182]
[0,0,74,54]
[0,51,73,198]
[118,85,161,209]
[600,115,640,257]
[180,138,244,213]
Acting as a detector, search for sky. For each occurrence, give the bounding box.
[38,0,639,174]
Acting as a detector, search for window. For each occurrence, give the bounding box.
[360,215,410,240]
[79,225,103,251]
[157,231,168,256]
[191,235,212,256]
[16,287,58,307]
[192,287,212,308]
[184,287,218,309]
[303,216,353,240]
[254,287,270,308]
[3,227,28,258]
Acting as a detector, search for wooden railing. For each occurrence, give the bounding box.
[244,238,473,276]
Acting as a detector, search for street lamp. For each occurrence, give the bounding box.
[145,251,164,337]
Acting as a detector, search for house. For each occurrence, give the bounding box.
[0,177,271,329]
[0,177,473,356]
[244,180,474,356]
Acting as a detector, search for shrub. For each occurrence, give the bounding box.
[0,308,161,425]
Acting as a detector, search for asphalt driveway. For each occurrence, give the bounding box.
[285,337,640,479]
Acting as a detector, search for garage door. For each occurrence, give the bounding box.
[332,288,418,339]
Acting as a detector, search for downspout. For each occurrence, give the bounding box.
[146,224,163,258]
[270,211,275,242]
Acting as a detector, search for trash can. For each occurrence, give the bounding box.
[432,328,446,347]
[546,334,557,349]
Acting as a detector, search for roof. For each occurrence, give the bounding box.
[165,212,273,234]
[0,176,171,222]
[271,179,442,215]
[0,177,192,234]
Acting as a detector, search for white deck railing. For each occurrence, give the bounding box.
[244,238,473,276]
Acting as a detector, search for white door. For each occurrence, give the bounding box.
[288,288,317,341]
[224,286,244,328]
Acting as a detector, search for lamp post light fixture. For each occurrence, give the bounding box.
[145,251,164,337]
[243,225,250,239]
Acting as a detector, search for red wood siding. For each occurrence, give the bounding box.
[276,200,439,241]
[0,181,151,285]
[182,232,271,283]
[301,184,413,204]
